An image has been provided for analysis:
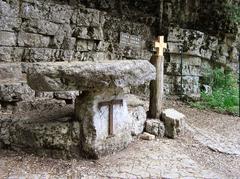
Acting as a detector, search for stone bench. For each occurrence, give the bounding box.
[27,60,156,158]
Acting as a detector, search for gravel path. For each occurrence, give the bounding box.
[0,100,239,179]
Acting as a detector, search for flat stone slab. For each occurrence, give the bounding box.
[27,60,156,92]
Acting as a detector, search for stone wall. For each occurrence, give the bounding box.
[165,27,239,98]
[0,0,155,111]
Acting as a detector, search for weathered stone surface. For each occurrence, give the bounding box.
[13,99,67,114]
[20,2,49,21]
[0,47,24,62]
[75,91,133,158]
[0,63,23,81]
[54,91,79,100]
[71,8,102,27]
[8,120,80,159]
[0,31,16,46]
[0,0,19,17]
[145,119,165,137]
[18,32,50,48]
[22,49,107,62]
[202,85,212,95]
[21,19,60,36]
[164,75,200,98]
[51,24,73,49]
[139,132,155,140]
[21,2,73,24]
[48,4,73,24]
[27,60,156,91]
[129,106,146,136]
[73,26,104,40]
[167,28,219,59]
[35,92,54,99]
[22,48,61,62]
[0,16,21,32]
[162,109,185,139]
[76,40,95,52]
[0,99,76,158]
[0,82,35,102]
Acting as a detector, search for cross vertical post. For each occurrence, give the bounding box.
[149,36,167,119]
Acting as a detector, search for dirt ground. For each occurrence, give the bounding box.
[0,100,239,179]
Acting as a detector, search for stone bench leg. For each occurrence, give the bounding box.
[75,90,132,159]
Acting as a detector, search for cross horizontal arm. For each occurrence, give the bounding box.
[98,99,123,109]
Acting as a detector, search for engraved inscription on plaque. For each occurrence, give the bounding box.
[120,32,142,48]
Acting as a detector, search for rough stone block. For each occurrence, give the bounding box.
[48,4,73,24]
[0,0,19,17]
[0,47,24,62]
[139,132,155,140]
[167,28,219,60]
[73,26,104,40]
[54,91,79,100]
[35,92,54,99]
[164,75,200,97]
[21,2,48,20]
[129,106,147,136]
[0,16,21,32]
[75,91,133,158]
[23,48,76,62]
[71,8,101,27]
[165,62,201,76]
[23,48,58,62]
[18,32,50,48]
[145,119,165,137]
[14,99,67,113]
[0,63,23,81]
[73,51,106,62]
[76,40,95,51]
[0,31,16,46]
[21,19,60,36]
[0,82,35,102]
[162,109,185,139]
[8,120,80,159]
[169,55,201,66]
[62,37,76,50]
[51,24,73,49]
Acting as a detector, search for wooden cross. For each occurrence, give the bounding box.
[98,99,123,136]
[155,36,167,56]
[149,36,167,118]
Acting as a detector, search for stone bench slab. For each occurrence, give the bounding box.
[27,60,156,92]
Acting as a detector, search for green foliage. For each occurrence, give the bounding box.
[191,68,239,116]
[225,3,240,24]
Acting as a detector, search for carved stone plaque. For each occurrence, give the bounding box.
[120,32,142,48]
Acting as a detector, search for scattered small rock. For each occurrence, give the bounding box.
[139,132,155,141]
[145,119,165,137]
[162,108,185,139]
